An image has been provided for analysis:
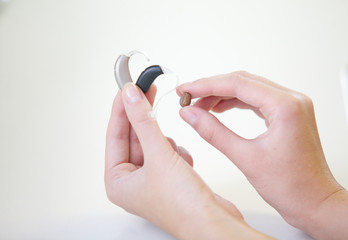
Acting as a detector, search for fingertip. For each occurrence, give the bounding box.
[122,83,145,104]
[176,87,182,96]
[176,82,192,96]
[179,106,198,126]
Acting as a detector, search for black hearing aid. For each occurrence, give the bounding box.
[136,65,165,93]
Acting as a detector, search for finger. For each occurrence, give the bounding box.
[146,84,158,106]
[167,137,179,152]
[177,72,285,118]
[193,96,225,111]
[167,138,193,167]
[215,194,244,220]
[237,71,291,92]
[122,83,172,160]
[178,146,193,167]
[105,90,130,172]
[193,96,264,119]
[129,85,157,165]
[177,71,290,96]
[193,96,267,127]
[211,98,265,119]
[179,106,247,162]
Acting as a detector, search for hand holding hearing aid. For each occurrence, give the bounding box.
[105,52,271,239]
[177,71,348,239]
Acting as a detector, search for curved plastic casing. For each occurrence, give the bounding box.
[114,54,132,90]
[136,65,164,93]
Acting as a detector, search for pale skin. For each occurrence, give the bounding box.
[105,71,348,239]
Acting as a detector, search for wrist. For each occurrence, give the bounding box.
[275,175,344,231]
[300,188,348,240]
[167,197,271,240]
[294,188,348,239]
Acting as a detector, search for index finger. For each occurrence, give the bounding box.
[177,72,285,113]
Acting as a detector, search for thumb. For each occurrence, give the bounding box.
[179,106,247,162]
[122,83,170,158]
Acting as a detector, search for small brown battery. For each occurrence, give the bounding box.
[180,92,192,107]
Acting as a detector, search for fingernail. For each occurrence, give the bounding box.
[124,83,142,103]
[180,107,198,125]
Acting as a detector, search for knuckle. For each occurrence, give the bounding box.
[106,131,128,146]
[227,71,244,81]
[234,70,249,76]
[279,92,313,116]
[204,125,219,145]
[231,70,253,81]
[113,132,129,141]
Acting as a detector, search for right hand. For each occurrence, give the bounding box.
[177,71,345,235]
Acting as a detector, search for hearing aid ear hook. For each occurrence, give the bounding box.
[114,50,172,93]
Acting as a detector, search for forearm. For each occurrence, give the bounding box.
[301,189,348,240]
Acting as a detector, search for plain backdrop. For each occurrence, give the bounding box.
[0,0,347,239]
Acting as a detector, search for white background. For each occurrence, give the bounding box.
[0,0,347,239]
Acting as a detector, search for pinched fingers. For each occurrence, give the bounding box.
[177,71,286,119]
[210,98,265,119]
[193,96,265,119]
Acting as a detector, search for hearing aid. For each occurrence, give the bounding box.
[180,92,192,107]
[114,50,171,93]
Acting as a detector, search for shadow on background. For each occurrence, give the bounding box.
[9,212,314,240]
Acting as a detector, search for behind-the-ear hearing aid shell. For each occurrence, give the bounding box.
[114,51,171,93]
[114,50,147,90]
[136,65,166,92]
[114,54,133,90]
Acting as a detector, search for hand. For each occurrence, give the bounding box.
[177,71,348,239]
[105,83,270,239]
